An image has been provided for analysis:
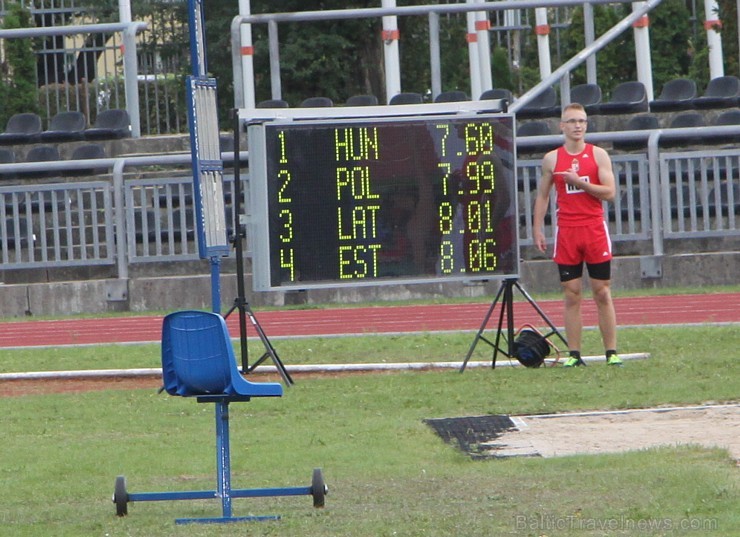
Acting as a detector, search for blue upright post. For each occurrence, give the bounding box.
[186,0,230,314]
[216,401,233,518]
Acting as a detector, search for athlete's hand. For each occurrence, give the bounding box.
[533,230,547,253]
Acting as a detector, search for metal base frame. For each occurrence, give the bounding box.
[113,398,326,524]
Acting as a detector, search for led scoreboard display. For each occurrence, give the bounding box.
[247,114,518,291]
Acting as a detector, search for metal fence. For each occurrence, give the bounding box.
[0,0,189,136]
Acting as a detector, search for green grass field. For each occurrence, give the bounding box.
[0,315,738,535]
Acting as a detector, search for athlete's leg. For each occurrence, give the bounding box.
[589,274,617,352]
[562,276,584,353]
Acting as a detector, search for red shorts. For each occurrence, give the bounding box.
[553,221,612,265]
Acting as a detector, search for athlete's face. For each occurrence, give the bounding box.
[560,109,588,139]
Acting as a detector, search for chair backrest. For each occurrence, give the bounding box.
[300,96,334,107]
[71,143,106,160]
[85,109,131,139]
[517,121,551,137]
[524,86,557,109]
[3,113,42,135]
[609,81,647,103]
[624,113,660,131]
[257,99,289,108]
[161,310,283,398]
[570,83,602,106]
[657,78,697,101]
[517,87,559,118]
[346,94,378,106]
[389,92,423,105]
[434,90,468,103]
[714,108,740,126]
[703,75,740,98]
[26,145,61,163]
[47,111,86,132]
[0,148,15,164]
[669,111,705,129]
[92,108,130,129]
[67,143,107,176]
[480,88,513,102]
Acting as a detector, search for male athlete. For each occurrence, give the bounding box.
[532,102,622,367]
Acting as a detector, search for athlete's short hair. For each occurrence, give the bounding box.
[561,102,586,117]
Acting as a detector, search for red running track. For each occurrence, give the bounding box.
[0,293,737,348]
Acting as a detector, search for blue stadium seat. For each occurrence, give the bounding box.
[161,310,283,398]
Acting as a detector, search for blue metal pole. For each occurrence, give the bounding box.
[216,401,233,518]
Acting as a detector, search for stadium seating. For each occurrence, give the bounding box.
[661,112,706,148]
[612,113,660,151]
[0,148,16,180]
[40,111,86,142]
[570,83,602,115]
[66,143,107,176]
[599,81,649,114]
[389,92,424,105]
[345,94,379,106]
[516,121,555,156]
[84,109,131,140]
[434,90,469,103]
[257,99,289,108]
[691,76,740,109]
[19,145,61,179]
[0,113,42,145]
[479,88,514,110]
[649,78,697,112]
[299,96,334,107]
[516,86,559,119]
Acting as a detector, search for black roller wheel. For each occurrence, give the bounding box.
[311,468,327,508]
[113,475,128,516]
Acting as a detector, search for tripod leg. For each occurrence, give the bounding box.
[244,305,294,386]
[459,283,505,372]
[514,281,568,347]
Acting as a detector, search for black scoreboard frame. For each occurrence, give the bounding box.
[247,113,519,292]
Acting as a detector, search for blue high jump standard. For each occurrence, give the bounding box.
[112,311,327,524]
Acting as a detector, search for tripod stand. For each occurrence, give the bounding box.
[225,111,293,386]
[459,278,567,372]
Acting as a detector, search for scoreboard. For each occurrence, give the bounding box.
[247,114,518,291]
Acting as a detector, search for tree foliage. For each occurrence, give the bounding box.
[0,1,38,127]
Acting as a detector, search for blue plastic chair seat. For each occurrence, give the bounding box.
[162,310,283,399]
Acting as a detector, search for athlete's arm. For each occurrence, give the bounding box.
[533,150,556,253]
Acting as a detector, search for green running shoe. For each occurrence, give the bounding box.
[607,354,623,366]
[563,356,586,367]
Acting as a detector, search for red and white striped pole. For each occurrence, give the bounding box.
[534,7,551,80]
[632,2,654,101]
[703,0,724,78]
[381,0,402,102]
